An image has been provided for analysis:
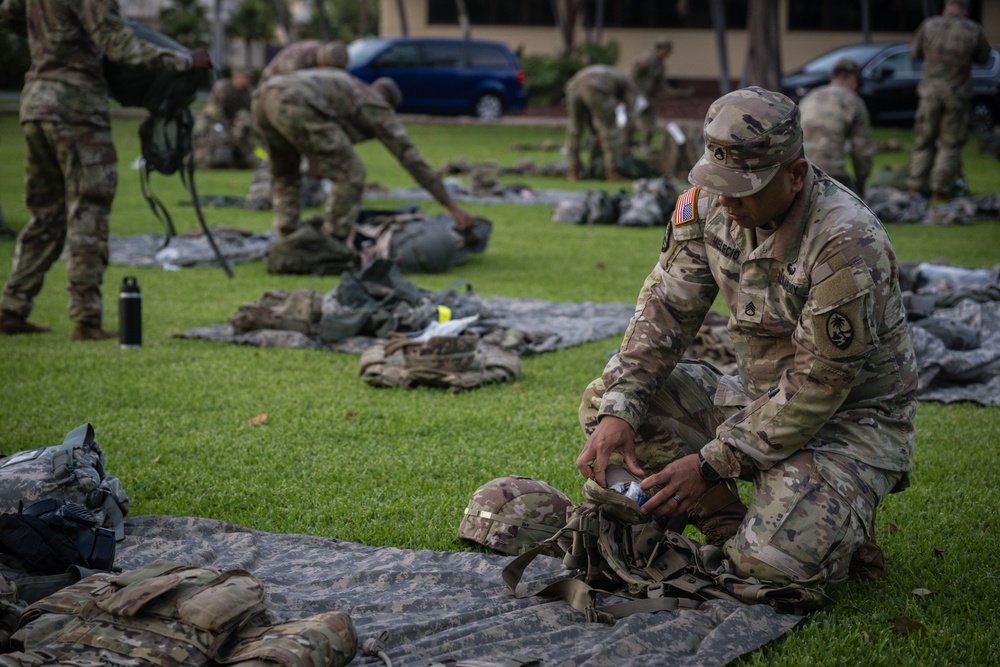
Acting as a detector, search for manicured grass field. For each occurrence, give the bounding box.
[1,113,998,665]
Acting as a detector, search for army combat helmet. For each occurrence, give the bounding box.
[458,476,573,555]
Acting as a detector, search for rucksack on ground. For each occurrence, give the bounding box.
[502,465,828,622]
[0,423,128,541]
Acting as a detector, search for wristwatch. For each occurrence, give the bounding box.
[698,451,723,483]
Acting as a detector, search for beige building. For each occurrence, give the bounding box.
[378,0,1000,88]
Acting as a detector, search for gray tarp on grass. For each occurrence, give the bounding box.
[178,296,638,356]
[116,514,803,667]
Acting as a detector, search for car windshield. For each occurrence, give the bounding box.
[347,39,390,67]
[801,44,893,73]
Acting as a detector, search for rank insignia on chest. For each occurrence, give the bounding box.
[673,187,698,226]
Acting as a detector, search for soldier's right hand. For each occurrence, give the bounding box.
[190,48,213,70]
[575,415,644,487]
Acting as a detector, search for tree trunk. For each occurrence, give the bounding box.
[709,0,731,95]
[358,0,370,35]
[550,0,570,55]
[396,0,409,36]
[273,0,295,43]
[456,0,470,39]
[593,0,604,46]
[743,0,781,91]
[212,0,225,72]
[314,0,331,42]
[861,0,871,44]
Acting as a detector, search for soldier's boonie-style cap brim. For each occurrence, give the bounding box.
[688,86,803,198]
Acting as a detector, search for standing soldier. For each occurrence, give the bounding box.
[906,0,991,202]
[192,68,258,169]
[630,38,672,149]
[0,0,210,339]
[260,40,349,83]
[252,69,474,243]
[564,65,637,182]
[799,58,874,198]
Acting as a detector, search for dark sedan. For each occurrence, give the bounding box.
[781,42,1000,133]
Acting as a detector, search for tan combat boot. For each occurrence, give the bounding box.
[71,323,116,341]
[0,310,52,335]
[687,480,748,548]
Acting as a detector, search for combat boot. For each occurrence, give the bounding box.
[71,323,116,341]
[687,480,748,548]
[0,310,51,335]
[848,534,886,582]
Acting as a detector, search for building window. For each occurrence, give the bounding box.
[427,0,748,29]
[428,0,555,26]
[787,0,981,33]
[588,0,747,29]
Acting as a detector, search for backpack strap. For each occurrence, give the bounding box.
[180,139,234,279]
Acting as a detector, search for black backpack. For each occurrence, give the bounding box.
[104,21,232,278]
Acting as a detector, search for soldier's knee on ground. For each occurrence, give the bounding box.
[724,544,795,585]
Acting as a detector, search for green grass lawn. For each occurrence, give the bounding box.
[1,113,999,665]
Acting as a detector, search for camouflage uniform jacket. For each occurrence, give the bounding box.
[631,52,665,98]
[5,0,191,127]
[256,69,451,206]
[911,13,991,98]
[260,40,345,83]
[799,82,874,185]
[566,65,637,110]
[597,169,918,481]
[203,77,252,126]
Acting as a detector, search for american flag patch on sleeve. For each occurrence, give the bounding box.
[673,187,698,226]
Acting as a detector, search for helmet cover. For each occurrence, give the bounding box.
[458,476,572,555]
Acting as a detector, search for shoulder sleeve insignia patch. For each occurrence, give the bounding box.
[673,187,698,226]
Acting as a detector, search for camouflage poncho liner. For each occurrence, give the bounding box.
[107,514,802,667]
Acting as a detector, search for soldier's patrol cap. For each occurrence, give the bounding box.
[655,37,673,50]
[320,41,349,69]
[832,57,861,77]
[372,77,403,108]
[688,86,803,198]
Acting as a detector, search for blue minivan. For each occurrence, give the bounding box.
[347,37,527,119]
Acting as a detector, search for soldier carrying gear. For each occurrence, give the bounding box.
[458,476,573,556]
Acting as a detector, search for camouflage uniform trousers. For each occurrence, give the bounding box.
[632,105,657,149]
[579,359,902,585]
[565,90,626,178]
[1,121,115,328]
[906,92,971,194]
[254,89,360,240]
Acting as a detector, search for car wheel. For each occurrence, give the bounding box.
[474,93,504,120]
[969,100,995,134]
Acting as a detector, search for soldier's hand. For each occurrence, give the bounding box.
[190,48,212,70]
[448,204,475,231]
[640,453,712,522]
[575,416,644,487]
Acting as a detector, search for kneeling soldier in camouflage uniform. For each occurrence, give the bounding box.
[252,69,474,240]
[564,65,637,182]
[577,87,918,588]
[192,68,258,169]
